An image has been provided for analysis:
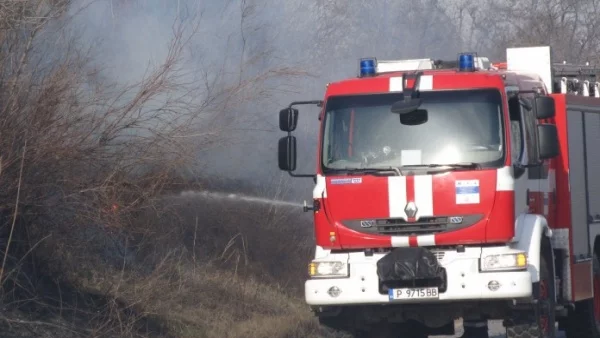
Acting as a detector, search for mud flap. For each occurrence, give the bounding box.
[376,247,444,282]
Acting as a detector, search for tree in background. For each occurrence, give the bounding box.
[0,0,303,304]
[446,0,600,63]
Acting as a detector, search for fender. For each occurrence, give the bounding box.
[509,213,554,284]
[315,245,331,259]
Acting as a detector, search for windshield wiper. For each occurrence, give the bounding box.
[330,166,402,176]
[326,162,480,176]
[401,162,481,170]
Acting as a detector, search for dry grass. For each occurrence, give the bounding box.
[105,175,328,337]
[1,171,337,338]
[16,175,334,338]
[0,177,330,337]
[84,261,326,338]
[0,1,321,337]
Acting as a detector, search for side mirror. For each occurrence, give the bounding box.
[400,109,428,125]
[390,98,422,115]
[534,96,555,119]
[279,108,299,132]
[278,135,297,171]
[537,124,559,160]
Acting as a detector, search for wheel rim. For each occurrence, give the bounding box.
[539,279,550,335]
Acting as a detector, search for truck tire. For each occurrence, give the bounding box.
[462,325,489,338]
[319,315,363,335]
[563,249,600,337]
[564,299,600,338]
[505,246,556,338]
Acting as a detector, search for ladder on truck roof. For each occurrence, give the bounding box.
[552,61,600,97]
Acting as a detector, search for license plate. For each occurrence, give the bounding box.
[388,287,439,300]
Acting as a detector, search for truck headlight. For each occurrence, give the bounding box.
[308,261,349,278]
[480,252,527,271]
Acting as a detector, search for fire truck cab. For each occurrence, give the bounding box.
[277,46,600,338]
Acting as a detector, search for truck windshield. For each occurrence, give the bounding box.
[321,88,505,172]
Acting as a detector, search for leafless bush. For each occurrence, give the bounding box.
[0,0,310,336]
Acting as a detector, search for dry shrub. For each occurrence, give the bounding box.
[140,173,315,289]
[42,173,325,337]
[0,1,316,337]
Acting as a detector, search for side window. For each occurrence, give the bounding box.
[331,110,350,161]
[508,96,524,164]
[521,97,539,165]
[508,94,540,166]
[322,112,333,164]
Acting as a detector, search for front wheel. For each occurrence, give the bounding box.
[462,321,489,338]
[505,247,556,337]
[319,315,428,338]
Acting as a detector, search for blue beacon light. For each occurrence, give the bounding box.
[458,53,476,72]
[359,58,377,77]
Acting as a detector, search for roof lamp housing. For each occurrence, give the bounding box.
[458,52,477,72]
[359,58,377,77]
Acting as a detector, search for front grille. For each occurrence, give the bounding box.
[376,216,447,235]
[342,214,482,236]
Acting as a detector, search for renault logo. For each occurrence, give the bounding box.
[360,220,376,228]
[404,201,418,218]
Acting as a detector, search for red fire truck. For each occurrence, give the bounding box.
[277,46,600,337]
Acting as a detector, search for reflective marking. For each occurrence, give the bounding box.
[496,166,514,191]
[417,234,436,246]
[391,236,410,247]
[314,174,327,198]
[389,75,433,92]
[389,176,408,218]
[414,175,433,218]
[389,77,404,92]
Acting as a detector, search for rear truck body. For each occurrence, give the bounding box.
[276,46,600,337]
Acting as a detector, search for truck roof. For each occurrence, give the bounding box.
[324,68,547,97]
[330,49,600,98]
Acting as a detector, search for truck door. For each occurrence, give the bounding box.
[521,99,545,217]
[508,94,541,216]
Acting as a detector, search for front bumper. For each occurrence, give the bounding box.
[305,246,532,306]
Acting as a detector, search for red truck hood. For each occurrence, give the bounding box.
[319,168,513,249]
